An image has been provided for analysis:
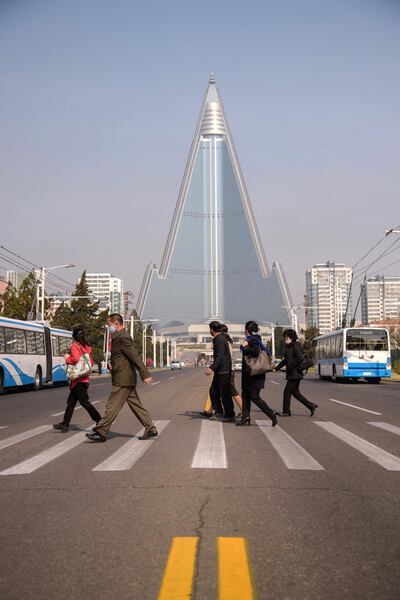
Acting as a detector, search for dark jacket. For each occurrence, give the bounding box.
[276,341,304,380]
[241,335,266,390]
[210,333,231,374]
[110,329,150,387]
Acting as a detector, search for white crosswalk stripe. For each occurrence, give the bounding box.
[368,422,400,436]
[93,421,170,471]
[0,425,52,451]
[256,420,324,470]
[315,422,400,471]
[191,420,227,468]
[0,432,86,475]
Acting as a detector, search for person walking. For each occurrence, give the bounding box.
[86,313,157,442]
[205,321,236,422]
[53,327,101,433]
[274,328,318,417]
[237,320,278,427]
[221,324,243,414]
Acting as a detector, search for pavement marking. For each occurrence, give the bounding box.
[270,380,280,385]
[151,381,161,386]
[51,400,100,417]
[0,425,52,451]
[327,398,382,415]
[315,422,400,471]
[368,422,400,436]
[218,537,254,600]
[168,376,175,380]
[0,426,8,430]
[92,420,170,471]
[0,432,86,475]
[256,420,323,470]
[191,420,227,469]
[158,537,198,600]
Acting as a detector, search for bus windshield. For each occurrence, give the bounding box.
[346,329,388,352]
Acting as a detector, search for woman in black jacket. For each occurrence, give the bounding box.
[237,321,278,427]
[275,329,318,417]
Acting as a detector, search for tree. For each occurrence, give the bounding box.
[0,273,37,320]
[274,326,285,358]
[300,326,320,359]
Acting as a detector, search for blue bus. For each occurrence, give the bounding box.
[315,327,391,384]
[0,317,72,392]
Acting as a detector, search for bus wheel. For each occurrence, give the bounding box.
[318,366,323,380]
[367,378,381,384]
[332,366,337,382]
[34,367,42,391]
[0,368,4,394]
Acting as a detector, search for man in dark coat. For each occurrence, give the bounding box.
[205,321,235,422]
[275,328,318,417]
[86,313,157,442]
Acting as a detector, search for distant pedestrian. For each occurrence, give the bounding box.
[237,321,278,427]
[86,313,157,442]
[205,321,236,422]
[274,328,318,417]
[53,327,101,433]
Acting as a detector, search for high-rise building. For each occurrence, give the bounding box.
[6,271,29,290]
[85,273,124,314]
[361,276,400,324]
[305,262,352,334]
[137,75,292,327]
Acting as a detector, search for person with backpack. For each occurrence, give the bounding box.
[237,320,278,427]
[274,328,318,417]
[53,327,101,433]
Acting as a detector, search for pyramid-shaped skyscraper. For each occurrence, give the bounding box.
[137,76,293,327]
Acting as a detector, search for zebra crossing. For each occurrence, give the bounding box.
[0,418,399,476]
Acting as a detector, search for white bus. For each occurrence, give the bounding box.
[0,317,72,392]
[315,327,391,384]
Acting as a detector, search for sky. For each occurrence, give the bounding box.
[1,0,400,309]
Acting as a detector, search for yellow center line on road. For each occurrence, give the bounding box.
[218,537,254,600]
[158,537,198,599]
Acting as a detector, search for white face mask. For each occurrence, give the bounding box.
[284,338,292,345]
[108,324,117,335]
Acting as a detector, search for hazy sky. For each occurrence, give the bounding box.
[1,0,399,307]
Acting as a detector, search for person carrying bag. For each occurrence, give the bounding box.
[53,327,101,433]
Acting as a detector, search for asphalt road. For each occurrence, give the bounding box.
[0,369,399,599]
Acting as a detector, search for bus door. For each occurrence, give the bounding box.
[44,327,53,383]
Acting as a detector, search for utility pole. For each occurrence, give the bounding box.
[159,335,164,368]
[153,329,157,368]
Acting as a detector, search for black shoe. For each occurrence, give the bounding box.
[271,411,278,427]
[53,422,69,433]
[85,432,106,442]
[279,411,291,417]
[199,411,212,418]
[209,413,223,421]
[310,404,318,417]
[138,429,158,440]
[236,417,251,426]
[221,416,236,423]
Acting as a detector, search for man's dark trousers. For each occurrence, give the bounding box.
[209,375,223,415]
[216,373,235,418]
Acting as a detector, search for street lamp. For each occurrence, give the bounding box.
[35,264,75,321]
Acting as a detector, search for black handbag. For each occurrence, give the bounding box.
[300,354,314,372]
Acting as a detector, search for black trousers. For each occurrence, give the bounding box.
[210,373,235,418]
[283,379,313,413]
[242,386,274,419]
[63,382,101,425]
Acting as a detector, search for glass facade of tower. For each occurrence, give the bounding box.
[138,79,292,327]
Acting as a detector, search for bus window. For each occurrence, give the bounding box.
[346,329,388,351]
[0,328,5,354]
[337,335,343,355]
[52,336,60,357]
[59,337,69,355]
[26,331,37,354]
[5,329,18,354]
[35,332,45,355]
[16,330,27,354]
